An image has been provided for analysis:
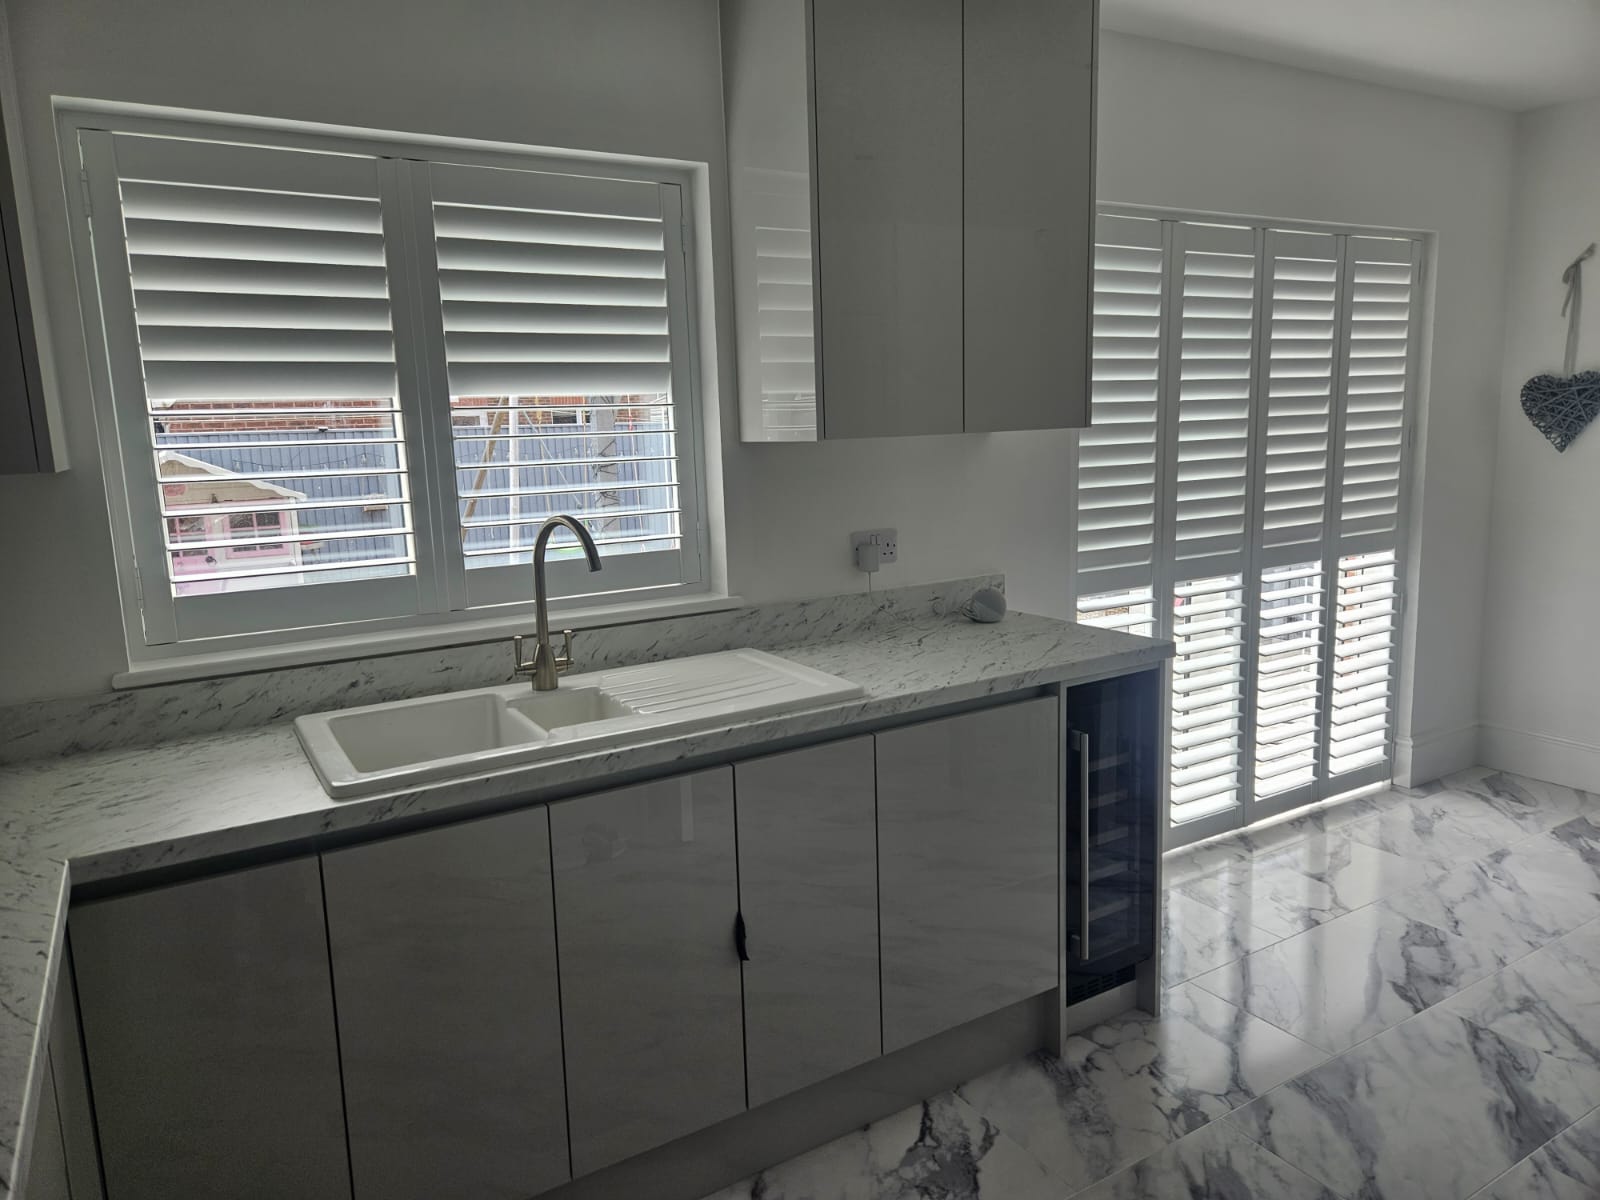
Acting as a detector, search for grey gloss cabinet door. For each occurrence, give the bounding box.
[70,859,349,1200]
[811,0,964,438]
[22,1053,69,1200]
[322,807,568,1199]
[963,0,1095,432]
[551,768,745,1176]
[735,737,880,1107]
[876,697,1060,1052]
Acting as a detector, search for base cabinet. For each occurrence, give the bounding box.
[550,768,746,1176]
[21,1053,68,1200]
[876,697,1060,1052]
[322,807,569,1200]
[60,681,1162,1199]
[70,859,349,1200]
[735,737,881,1107]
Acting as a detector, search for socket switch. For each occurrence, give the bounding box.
[851,528,899,572]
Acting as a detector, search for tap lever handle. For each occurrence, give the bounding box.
[559,629,576,671]
[512,634,537,675]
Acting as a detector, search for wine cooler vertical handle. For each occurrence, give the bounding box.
[1072,728,1092,964]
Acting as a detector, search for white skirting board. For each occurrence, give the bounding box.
[1479,723,1600,793]
[1394,722,1479,787]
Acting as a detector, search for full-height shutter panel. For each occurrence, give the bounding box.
[427,163,684,572]
[1258,231,1339,564]
[1077,214,1164,593]
[107,134,415,597]
[1338,236,1415,548]
[1172,223,1256,572]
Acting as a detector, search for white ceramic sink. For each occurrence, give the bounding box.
[295,649,862,798]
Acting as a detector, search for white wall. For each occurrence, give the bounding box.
[0,4,1515,743]
[1095,32,1516,783]
[1479,95,1600,789]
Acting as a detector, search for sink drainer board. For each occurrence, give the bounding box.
[295,649,863,798]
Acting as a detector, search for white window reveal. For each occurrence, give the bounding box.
[1075,210,1421,848]
[71,120,708,659]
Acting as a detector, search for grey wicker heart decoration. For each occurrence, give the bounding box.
[1520,371,1600,452]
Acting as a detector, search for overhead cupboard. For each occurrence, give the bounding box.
[722,0,1098,441]
[0,71,54,473]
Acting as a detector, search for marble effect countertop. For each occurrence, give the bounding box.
[0,611,1170,1198]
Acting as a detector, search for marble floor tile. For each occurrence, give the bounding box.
[1482,817,1600,924]
[1339,787,1529,868]
[956,983,1324,1194]
[700,1092,1057,1200]
[1470,1105,1600,1200]
[1231,1005,1594,1200]
[1175,834,1433,939]
[1380,845,1588,968]
[1191,902,1502,1053]
[1073,1117,1340,1200]
[1444,768,1597,837]
[1163,792,1400,890]
[1443,919,1600,1104]
[1161,891,1283,988]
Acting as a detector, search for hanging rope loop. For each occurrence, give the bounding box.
[1561,243,1595,377]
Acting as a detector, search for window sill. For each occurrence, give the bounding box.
[111,592,745,690]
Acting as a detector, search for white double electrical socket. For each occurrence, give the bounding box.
[850,528,899,572]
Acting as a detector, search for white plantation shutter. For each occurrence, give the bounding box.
[1077,214,1165,593]
[1322,236,1417,781]
[1076,587,1157,637]
[1077,208,1421,843]
[81,131,423,642]
[1328,550,1400,775]
[1171,223,1256,572]
[1337,237,1417,548]
[75,119,709,656]
[1253,561,1325,797]
[1169,575,1247,824]
[1257,231,1338,563]
[419,161,702,608]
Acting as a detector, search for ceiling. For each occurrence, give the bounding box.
[1100,0,1600,111]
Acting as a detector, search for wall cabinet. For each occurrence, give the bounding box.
[550,768,746,1176]
[723,0,1096,442]
[322,807,569,1200]
[0,30,54,474]
[735,737,880,1106]
[876,697,1060,1052]
[70,859,349,1200]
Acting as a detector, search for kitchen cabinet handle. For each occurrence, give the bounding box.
[1072,729,1091,963]
[735,911,749,962]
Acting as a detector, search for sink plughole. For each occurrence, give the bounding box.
[295,649,863,798]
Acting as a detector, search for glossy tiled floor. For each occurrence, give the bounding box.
[703,768,1600,1200]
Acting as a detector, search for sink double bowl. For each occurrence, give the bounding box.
[295,649,862,798]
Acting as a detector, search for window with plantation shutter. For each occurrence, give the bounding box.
[1077,207,1422,848]
[72,117,710,660]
